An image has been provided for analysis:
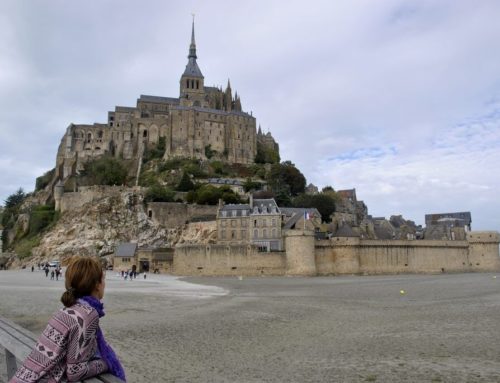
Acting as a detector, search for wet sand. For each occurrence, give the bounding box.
[1,270,499,382]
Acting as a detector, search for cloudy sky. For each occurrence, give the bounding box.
[1,0,499,230]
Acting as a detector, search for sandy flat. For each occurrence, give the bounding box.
[1,270,500,382]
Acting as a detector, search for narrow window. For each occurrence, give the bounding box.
[196,80,199,89]
[186,79,189,88]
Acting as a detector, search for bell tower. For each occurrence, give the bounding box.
[180,16,205,106]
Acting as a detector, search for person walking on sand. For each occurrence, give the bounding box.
[9,256,126,382]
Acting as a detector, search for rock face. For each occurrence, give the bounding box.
[28,188,216,266]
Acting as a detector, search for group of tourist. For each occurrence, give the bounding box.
[30,262,63,280]
[120,269,147,280]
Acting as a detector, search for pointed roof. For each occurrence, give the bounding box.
[182,17,204,78]
[334,224,359,237]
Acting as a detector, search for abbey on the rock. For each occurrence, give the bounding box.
[55,20,275,182]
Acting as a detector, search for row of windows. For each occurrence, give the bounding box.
[219,228,279,239]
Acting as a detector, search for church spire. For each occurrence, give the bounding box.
[188,14,197,60]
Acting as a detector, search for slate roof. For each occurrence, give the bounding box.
[334,224,359,237]
[219,204,251,217]
[281,208,321,230]
[115,243,137,257]
[183,58,204,78]
[252,199,280,214]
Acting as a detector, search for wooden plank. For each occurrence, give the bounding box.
[5,348,17,381]
[0,316,125,383]
[0,326,34,362]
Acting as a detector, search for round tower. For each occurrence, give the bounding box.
[54,180,65,211]
[284,230,316,276]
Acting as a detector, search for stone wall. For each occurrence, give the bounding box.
[173,244,285,276]
[58,186,144,213]
[147,202,218,228]
[172,230,500,276]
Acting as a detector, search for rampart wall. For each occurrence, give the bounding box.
[174,244,285,276]
[174,231,500,276]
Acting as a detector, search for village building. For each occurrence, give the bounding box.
[217,197,282,251]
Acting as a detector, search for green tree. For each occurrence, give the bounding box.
[255,142,280,164]
[293,193,336,222]
[176,172,195,191]
[205,144,216,159]
[4,188,26,209]
[144,184,175,203]
[243,178,263,193]
[2,188,26,229]
[81,157,128,186]
[35,168,55,191]
[142,137,166,163]
[268,161,306,198]
[186,184,242,205]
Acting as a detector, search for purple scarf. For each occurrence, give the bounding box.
[79,296,126,381]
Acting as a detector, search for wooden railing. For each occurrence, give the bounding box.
[0,316,124,382]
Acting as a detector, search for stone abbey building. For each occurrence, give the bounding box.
[55,20,267,183]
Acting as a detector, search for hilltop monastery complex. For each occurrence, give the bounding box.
[2,21,498,277]
[54,20,277,185]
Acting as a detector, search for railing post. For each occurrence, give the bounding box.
[5,348,18,380]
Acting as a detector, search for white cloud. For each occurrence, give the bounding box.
[0,0,499,231]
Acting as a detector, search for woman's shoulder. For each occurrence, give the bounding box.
[54,303,99,328]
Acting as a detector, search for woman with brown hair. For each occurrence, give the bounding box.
[10,256,126,382]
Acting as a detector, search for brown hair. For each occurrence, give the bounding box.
[61,256,104,307]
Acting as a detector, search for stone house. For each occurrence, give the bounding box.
[113,242,173,273]
[217,197,282,251]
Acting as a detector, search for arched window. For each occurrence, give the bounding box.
[186,79,190,88]
[98,130,103,139]
[196,80,199,89]
[143,130,148,138]
[87,133,92,143]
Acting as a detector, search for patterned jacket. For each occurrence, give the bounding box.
[10,303,108,382]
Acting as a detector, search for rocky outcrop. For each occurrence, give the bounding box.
[21,188,215,267]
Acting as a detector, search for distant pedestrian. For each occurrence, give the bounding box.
[31,265,34,272]
[50,270,55,280]
[143,272,147,280]
[44,267,49,277]
[55,268,60,281]
[129,271,133,281]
